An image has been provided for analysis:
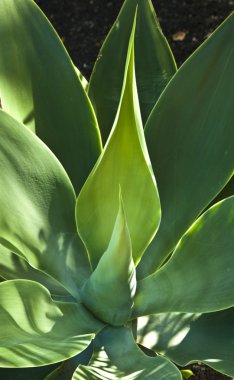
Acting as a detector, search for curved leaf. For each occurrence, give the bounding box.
[133,196,234,317]
[0,246,69,296]
[0,110,91,297]
[0,0,101,192]
[88,0,176,142]
[138,308,234,377]
[73,326,182,380]
[76,19,161,268]
[0,280,104,367]
[81,193,136,326]
[138,12,234,278]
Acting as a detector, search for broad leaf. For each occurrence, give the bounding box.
[0,110,91,297]
[138,12,234,278]
[76,20,161,268]
[0,280,104,367]
[138,308,234,377]
[133,196,234,317]
[0,364,58,380]
[88,0,176,142]
[73,326,182,379]
[81,193,136,326]
[0,0,101,193]
[0,246,69,296]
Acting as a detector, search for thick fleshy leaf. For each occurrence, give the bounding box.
[44,344,94,380]
[81,194,136,326]
[133,196,234,317]
[0,110,91,297]
[0,280,104,367]
[138,12,234,278]
[0,0,101,192]
[74,326,182,380]
[76,20,161,268]
[138,308,234,377]
[0,246,69,296]
[88,0,176,142]
[74,66,89,92]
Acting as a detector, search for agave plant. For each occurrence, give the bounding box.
[0,0,233,379]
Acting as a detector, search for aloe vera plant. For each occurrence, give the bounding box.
[0,0,233,379]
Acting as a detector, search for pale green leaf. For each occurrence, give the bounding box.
[0,0,101,193]
[76,19,161,268]
[138,308,234,377]
[81,193,136,326]
[0,280,104,367]
[73,327,182,380]
[88,0,176,142]
[0,110,91,297]
[133,196,234,317]
[138,12,234,278]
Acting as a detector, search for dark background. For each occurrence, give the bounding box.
[35,1,233,379]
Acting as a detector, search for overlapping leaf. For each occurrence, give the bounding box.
[76,19,161,269]
[133,197,234,317]
[0,110,91,297]
[138,12,234,278]
[88,0,176,142]
[0,0,101,192]
[0,280,104,367]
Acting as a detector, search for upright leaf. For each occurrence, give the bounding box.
[0,110,90,297]
[0,280,104,367]
[81,193,136,326]
[0,0,101,193]
[76,19,161,268]
[138,12,234,278]
[88,0,176,142]
[133,197,234,317]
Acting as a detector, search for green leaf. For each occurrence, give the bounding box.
[81,192,136,326]
[76,19,161,269]
[0,246,70,296]
[88,0,176,143]
[44,344,94,380]
[0,0,101,193]
[74,66,89,92]
[133,196,234,317]
[0,364,58,380]
[138,12,234,278]
[0,280,104,367]
[0,110,91,297]
[137,308,234,377]
[73,326,182,380]
[180,370,194,379]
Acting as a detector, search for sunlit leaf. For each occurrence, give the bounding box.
[76,18,161,268]
[0,0,101,192]
[138,12,234,278]
[134,196,234,316]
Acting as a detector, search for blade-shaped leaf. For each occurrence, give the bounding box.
[73,326,182,380]
[76,19,161,269]
[0,246,69,296]
[88,0,176,142]
[138,12,234,279]
[0,0,101,193]
[133,196,234,317]
[81,193,136,326]
[0,280,104,367]
[138,308,234,377]
[0,110,91,297]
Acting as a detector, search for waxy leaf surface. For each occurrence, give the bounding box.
[0,110,90,297]
[88,0,176,142]
[0,0,101,193]
[76,23,161,268]
[134,197,234,317]
[81,195,136,326]
[0,280,104,367]
[138,12,234,278]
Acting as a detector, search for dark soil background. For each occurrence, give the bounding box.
[35,1,234,379]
